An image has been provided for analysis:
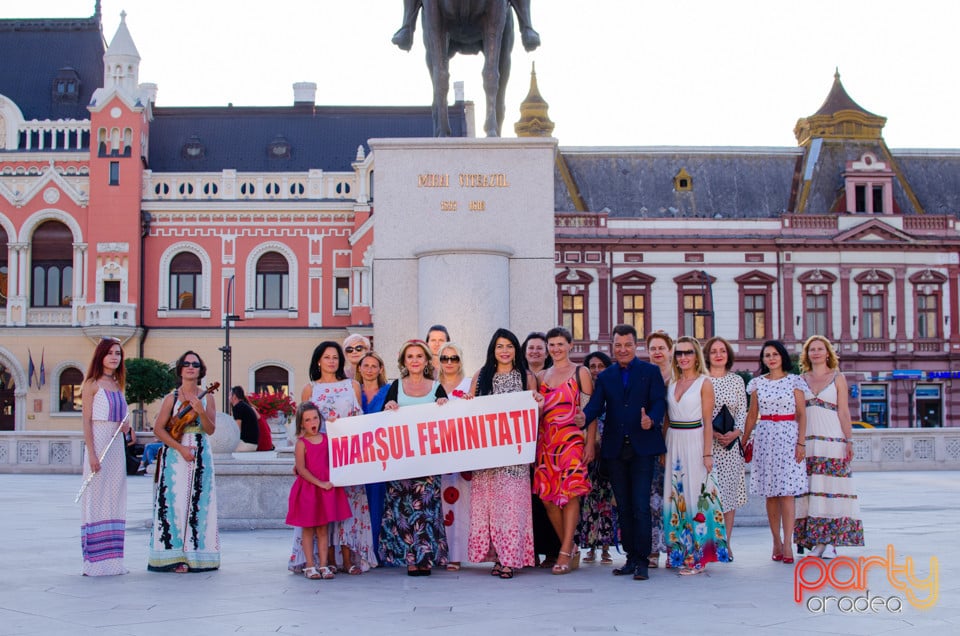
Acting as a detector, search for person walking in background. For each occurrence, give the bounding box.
[579,324,666,581]
[795,335,863,558]
[425,324,450,374]
[148,351,220,573]
[79,337,130,576]
[743,340,807,565]
[704,336,748,557]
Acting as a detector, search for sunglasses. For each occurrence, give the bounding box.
[439,355,461,363]
[674,350,696,358]
[182,361,203,368]
[344,346,366,354]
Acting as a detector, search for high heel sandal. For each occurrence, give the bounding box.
[552,550,575,575]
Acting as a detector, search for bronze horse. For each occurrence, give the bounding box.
[421,0,515,137]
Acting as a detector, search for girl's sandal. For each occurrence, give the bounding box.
[348,565,363,575]
[319,566,335,579]
[304,566,322,580]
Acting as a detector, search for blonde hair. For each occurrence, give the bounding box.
[356,351,387,387]
[799,335,839,371]
[670,336,707,381]
[397,340,436,378]
[438,342,465,383]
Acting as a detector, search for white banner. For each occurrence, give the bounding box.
[327,391,539,486]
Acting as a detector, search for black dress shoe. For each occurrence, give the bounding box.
[613,561,635,576]
[633,566,649,581]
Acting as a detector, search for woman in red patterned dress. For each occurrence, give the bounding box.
[533,327,596,574]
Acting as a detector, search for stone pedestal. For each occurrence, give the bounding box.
[369,137,557,368]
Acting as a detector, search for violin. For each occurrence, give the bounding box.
[168,382,220,441]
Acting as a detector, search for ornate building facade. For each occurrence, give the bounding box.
[1,6,958,442]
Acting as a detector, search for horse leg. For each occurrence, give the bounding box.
[496,12,514,136]
[392,0,422,51]
[480,5,508,137]
[422,3,451,137]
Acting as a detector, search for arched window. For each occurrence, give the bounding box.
[169,252,202,309]
[254,365,289,395]
[58,367,84,412]
[256,252,289,310]
[31,221,73,307]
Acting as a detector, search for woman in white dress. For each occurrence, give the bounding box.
[437,342,473,570]
[663,337,729,574]
[794,335,863,557]
[743,340,807,565]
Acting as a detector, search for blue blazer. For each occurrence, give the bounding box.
[582,358,667,459]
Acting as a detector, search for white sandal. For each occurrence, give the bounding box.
[319,566,335,579]
[303,567,321,580]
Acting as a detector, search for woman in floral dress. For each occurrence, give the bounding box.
[794,335,863,556]
[743,340,807,565]
[467,328,543,579]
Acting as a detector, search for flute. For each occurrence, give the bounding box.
[75,412,131,504]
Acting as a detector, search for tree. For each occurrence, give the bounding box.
[124,357,177,429]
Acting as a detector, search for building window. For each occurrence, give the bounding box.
[254,365,290,396]
[622,294,646,340]
[256,252,289,310]
[58,367,84,412]
[335,277,350,312]
[169,252,201,309]
[561,293,585,340]
[675,271,714,339]
[614,271,654,341]
[109,161,119,186]
[30,221,73,307]
[910,269,946,341]
[0,227,7,308]
[103,280,120,303]
[744,293,766,340]
[804,293,828,338]
[682,293,708,339]
[860,293,885,339]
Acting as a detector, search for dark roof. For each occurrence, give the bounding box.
[555,148,800,218]
[0,15,104,121]
[148,104,469,172]
[894,151,960,216]
[813,72,879,118]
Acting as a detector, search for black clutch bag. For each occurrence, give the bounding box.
[711,405,739,450]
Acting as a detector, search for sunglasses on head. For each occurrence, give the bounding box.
[439,355,460,363]
[674,349,696,358]
[344,346,366,354]
[183,361,202,368]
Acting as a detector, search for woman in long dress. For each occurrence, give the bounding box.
[468,328,542,579]
[576,351,618,564]
[794,335,864,556]
[357,351,390,558]
[743,340,807,565]
[534,327,595,575]
[437,342,473,571]
[149,351,220,572]
[80,337,130,576]
[663,337,730,574]
[704,336,748,556]
[645,331,673,568]
[379,339,449,576]
[290,341,375,574]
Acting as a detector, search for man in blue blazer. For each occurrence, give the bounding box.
[579,324,666,580]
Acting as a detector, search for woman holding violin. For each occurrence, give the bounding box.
[148,351,221,573]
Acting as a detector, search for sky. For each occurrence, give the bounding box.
[12,1,960,148]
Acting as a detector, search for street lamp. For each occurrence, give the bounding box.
[694,270,715,338]
[219,275,242,411]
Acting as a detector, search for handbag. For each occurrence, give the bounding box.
[743,439,754,463]
[711,405,739,450]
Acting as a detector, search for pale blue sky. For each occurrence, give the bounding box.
[12,1,960,148]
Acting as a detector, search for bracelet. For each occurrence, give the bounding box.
[703,454,713,457]
[796,443,805,446]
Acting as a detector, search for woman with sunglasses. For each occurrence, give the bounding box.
[437,342,473,571]
[148,351,220,573]
[742,340,807,565]
[342,334,371,379]
[662,337,729,575]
